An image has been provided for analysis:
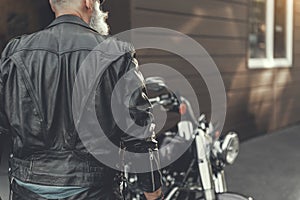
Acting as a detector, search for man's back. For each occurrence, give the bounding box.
[0,14,162,200]
[1,15,132,156]
[0,14,133,185]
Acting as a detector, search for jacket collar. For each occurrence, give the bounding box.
[46,14,98,33]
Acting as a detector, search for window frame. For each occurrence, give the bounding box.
[248,0,294,69]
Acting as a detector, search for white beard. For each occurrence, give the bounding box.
[89,1,110,36]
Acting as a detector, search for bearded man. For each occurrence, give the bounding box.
[0,0,163,199]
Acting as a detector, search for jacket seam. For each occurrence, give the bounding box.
[0,127,8,135]
[5,48,131,60]
[10,55,47,138]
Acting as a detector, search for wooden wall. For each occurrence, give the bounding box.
[103,0,131,34]
[0,0,54,51]
[0,0,299,141]
[130,0,300,140]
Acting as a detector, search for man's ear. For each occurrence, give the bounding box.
[84,0,94,10]
[49,0,56,12]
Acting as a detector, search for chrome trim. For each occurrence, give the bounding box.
[195,130,216,200]
[165,187,179,200]
[214,171,227,193]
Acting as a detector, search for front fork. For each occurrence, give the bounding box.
[213,170,227,194]
[195,132,216,200]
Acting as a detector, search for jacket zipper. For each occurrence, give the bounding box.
[149,148,156,192]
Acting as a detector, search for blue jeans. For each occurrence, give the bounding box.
[10,180,122,200]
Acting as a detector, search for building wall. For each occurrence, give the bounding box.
[0,1,299,141]
[130,0,300,140]
[0,0,129,49]
[0,0,54,50]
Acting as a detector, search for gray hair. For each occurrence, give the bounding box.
[50,0,82,9]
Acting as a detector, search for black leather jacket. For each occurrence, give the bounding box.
[0,15,161,192]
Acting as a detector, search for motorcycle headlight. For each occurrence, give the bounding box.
[220,132,239,165]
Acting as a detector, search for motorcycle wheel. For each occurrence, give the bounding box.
[197,192,251,200]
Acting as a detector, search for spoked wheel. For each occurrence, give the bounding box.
[197,192,252,200]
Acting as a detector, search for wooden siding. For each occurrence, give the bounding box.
[0,0,53,50]
[131,0,300,140]
[104,0,131,34]
[0,0,298,141]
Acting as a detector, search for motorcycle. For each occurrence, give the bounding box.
[122,77,252,200]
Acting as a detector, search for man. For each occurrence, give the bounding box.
[0,0,163,199]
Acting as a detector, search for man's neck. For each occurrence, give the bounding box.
[55,11,90,24]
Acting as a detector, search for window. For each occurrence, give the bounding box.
[248,0,294,68]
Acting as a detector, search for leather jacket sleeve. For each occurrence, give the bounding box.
[0,58,9,136]
[114,53,162,193]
